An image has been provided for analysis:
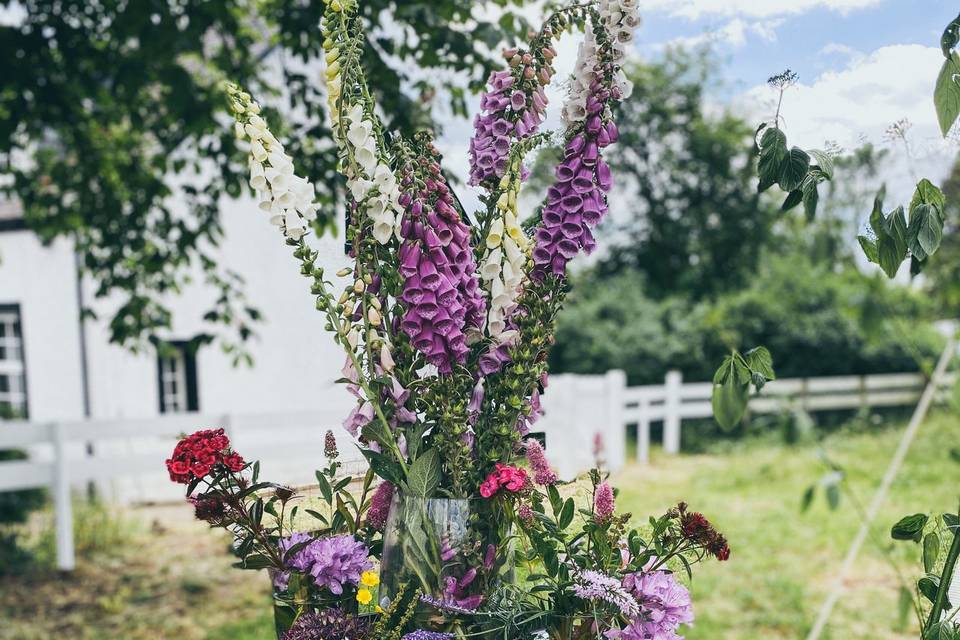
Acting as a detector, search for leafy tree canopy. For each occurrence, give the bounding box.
[0,0,527,362]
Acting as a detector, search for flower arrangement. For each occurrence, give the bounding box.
[167,0,731,637]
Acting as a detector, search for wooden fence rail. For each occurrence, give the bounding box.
[1,369,954,570]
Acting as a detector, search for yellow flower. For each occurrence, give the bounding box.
[375,605,383,614]
[361,571,380,587]
[356,588,372,605]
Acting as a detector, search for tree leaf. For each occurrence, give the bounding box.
[858,235,879,263]
[777,147,810,192]
[935,52,960,137]
[877,206,908,278]
[891,513,928,542]
[802,177,819,221]
[757,127,788,192]
[559,498,575,529]
[405,448,441,498]
[919,575,943,605]
[781,188,803,212]
[712,374,749,430]
[360,449,406,486]
[801,485,815,512]
[907,202,943,257]
[923,532,941,573]
[808,149,835,179]
[744,346,776,385]
[910,178,946,214]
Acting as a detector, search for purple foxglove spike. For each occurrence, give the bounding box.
[596,159,613,192]
[429,335,449,358]
[582,141,599,167]
[418,300,440,320]
[368,274,382,294]
[398,192,412,207]
[437,285,457,308]
[522,110,540,130]
[441,544,457,564]
[494,157,508,174]
[510,90,526,111]
[479,351,503,375]
[546,186,563,203]
[535,226,557,244]
[499,73,515,90]
[566,133,586,157]
[424,178,437,191]
[532,87,547,113]
[478,151,496,170]
[597,127,611,147]
[514,119,529,138]
[451,247,472,267]
[410,200,423,216]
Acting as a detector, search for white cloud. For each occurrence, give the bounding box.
[661,17,783,50]
[638,0,882,19]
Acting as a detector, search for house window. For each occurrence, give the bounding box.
[0,305,28,419]
[157,342,199,414]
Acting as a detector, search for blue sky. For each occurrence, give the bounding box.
[637,1,956,95]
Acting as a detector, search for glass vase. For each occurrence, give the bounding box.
[379,493,513,630]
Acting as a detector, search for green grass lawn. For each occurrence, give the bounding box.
[2,410,956,639]
[613,409,960,639]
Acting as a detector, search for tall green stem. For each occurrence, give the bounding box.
[926,506,960,631]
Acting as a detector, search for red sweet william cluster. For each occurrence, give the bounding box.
[165,428,245,484]
[479,463,529,498]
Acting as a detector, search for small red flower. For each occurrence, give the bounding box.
[165,428,246,485]
[480,464,529,498]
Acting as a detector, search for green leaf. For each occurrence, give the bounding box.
[908,203,943,257]
[869,185,887,236]
[802,178,819,221]
[935,52,960,137]
[891,513,928,542]
[315,471,333,504]
[911,178,946,214]
[877,207,908,278]
[744,346,776,386]
[781,188,803,212]
[858,235,879,263]
[801,485,815,512]
[923,532,941,573]
[548,484,563,516]
[897,585,913,631]
[919,575,944,605]
[944,513,959,529]
[712,374,749,430]
[777,147,811,192]
[361,449,406,486]
[559,498,575,529]
[825,482,840,510]
[808,149,835,179]
[757,127,788,192]
[240,553,273,570]
[405,448,441,498]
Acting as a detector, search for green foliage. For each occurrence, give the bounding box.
[936,13,960,136]
[1,0,526,358]
[711,347,775,430]
[859,180,946,278]
[594,51,778,299]
[551,250,942,388]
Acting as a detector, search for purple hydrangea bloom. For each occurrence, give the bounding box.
[468,68,548,186]
[276,533,372,595]
[397,145,485,373]
[606,571,694,640]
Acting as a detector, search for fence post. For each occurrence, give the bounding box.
[637,398,651,465]
[51,422,76,571]
[604,369,627,473]
[663,370,682,455]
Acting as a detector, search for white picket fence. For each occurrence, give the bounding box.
[1,369,954,570]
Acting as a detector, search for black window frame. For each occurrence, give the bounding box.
[156,340,199,414]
